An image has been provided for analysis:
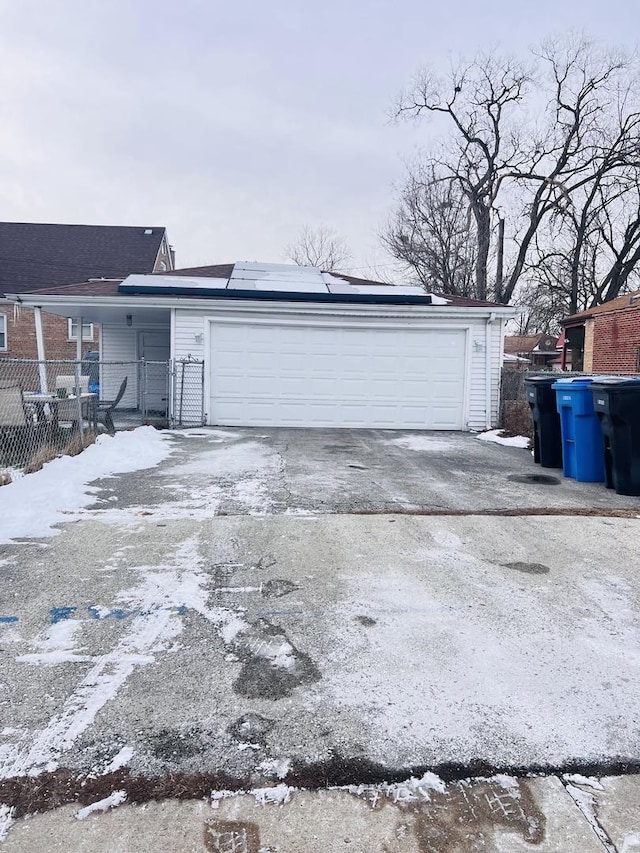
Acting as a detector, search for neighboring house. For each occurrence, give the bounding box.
[560,291,640,373]
[0,222,174,359]
[6,262,515,431]
[503,334,559,370]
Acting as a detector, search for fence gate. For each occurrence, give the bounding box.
[171,358,205,427]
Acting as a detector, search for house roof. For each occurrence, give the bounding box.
[0,222,168,296]
[561,290,640,325]
[504,334,558,354]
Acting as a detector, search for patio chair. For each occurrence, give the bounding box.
[96,376,128,433]
[54,375,91,427]
[0,384,42,463]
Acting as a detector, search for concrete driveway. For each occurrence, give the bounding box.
[1,428,639,848]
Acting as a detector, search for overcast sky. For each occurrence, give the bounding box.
[1,0,637,276]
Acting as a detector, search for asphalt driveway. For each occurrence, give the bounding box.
[1,427,639,839]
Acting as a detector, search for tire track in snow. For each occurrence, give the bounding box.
[0,536,249,840]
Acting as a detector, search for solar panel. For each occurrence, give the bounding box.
[118,265,447,304]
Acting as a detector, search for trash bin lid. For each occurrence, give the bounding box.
[590,377,640,390]
[552,377,594,390]
[524,375,558,386]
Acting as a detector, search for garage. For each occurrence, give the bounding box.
[23,261,514,431]
[208,319,468,429]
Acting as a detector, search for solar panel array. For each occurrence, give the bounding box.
[119,263,447,302]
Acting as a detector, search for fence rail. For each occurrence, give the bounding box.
[0,357,205,478]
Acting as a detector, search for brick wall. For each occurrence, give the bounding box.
[591,305,640,373]
[0,304,97,360]
[583,319,594,372]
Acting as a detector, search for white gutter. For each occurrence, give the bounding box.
[6,292,516,321]
[485,312,497,429]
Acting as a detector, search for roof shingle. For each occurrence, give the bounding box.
[0,222,167,296]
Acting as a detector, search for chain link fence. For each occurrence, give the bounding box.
[0,357,205,480]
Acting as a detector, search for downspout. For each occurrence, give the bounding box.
[33,306,48,393]
[485,312,496,430]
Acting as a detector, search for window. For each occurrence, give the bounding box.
[637,346,640,373]
[67,319,94,342]
[0,314,6,350]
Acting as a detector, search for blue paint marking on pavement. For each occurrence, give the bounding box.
[87,606,129,620]
[49,607,77,623]
[0,616,19,624]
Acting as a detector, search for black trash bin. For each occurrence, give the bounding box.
[524,375,563,468]
[590,378,640,496]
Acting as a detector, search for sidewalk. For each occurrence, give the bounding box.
[2,773,639,852]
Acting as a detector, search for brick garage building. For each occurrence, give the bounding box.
[0,223,173,359]
[560,290,640,373]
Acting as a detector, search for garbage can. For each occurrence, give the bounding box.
[552,378,605,482]
[590,378,640,496]
[524,375,563,468]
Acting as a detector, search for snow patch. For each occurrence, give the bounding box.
[0,427,173,544]
[477,429,530,448]
[563,773,604,791]
[0,805,15,842]
[388,435,456,452]
[254,784,294,806]
[104,746,134,774]
[75,790,127,820]
[257,758,291,779]
[16,620,90,665]
[565,783,613,850]
[622,833,640,852]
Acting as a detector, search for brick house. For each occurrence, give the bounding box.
[560,290,640,372]
[503,333,559,370]
[0,223,173,359]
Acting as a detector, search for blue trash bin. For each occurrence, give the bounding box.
[552,378,605,482]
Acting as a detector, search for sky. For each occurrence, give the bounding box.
[0,0,638,278]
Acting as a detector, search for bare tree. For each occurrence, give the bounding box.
[395,52,531,299]
[389,36,640,320]
[285,225,352,271]
[383,163,477,295]
[503,37,640,309]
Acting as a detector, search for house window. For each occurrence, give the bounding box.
[0,314,6,350]
[67,319,94,342]
[637,346,640,373]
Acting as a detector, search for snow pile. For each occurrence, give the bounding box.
[476,429,530,448]
[0,427,172,544]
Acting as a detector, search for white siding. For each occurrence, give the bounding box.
[174,306,506,431]
[101,319,170,409]
[467,319,503,430]
[173,311,207,362]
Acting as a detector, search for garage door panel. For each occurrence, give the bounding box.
[209,322,466,429]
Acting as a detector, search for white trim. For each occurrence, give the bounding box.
[0,312,6,351]
[462,327,472,430]
[169,307,176,423]
[204,313,479,332]
[203,316,211,425]
[7,292,517,320]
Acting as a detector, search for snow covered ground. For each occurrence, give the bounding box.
[1,426,639,845]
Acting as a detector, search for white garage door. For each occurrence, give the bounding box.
[208,321,467,429]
